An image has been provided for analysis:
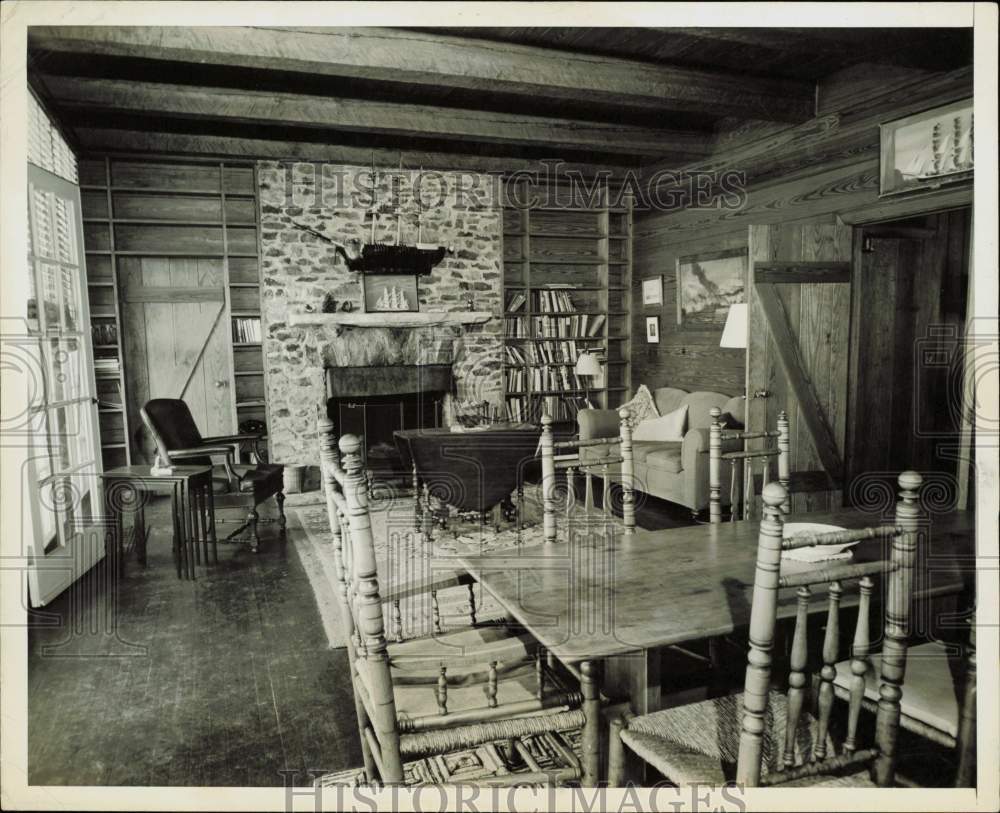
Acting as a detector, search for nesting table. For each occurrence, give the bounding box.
[100,465,217,580]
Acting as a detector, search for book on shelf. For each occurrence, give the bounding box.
[506,292,527,313]
[587,313,606,337]
[232,316,262,343]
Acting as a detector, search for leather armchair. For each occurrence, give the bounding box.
[140,398,285,552]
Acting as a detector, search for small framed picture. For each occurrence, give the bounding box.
[646,316,660,344]
[641,276,663,306]
[363,274,419,313]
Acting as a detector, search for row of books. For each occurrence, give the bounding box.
[94,356,120,376]
[536,312,605,338]
[505,365,584,393]
[505,316,529,338]
[505,340,582,365]
[232,317,262,343]
[504,394,590,423]
[535,289,575,313]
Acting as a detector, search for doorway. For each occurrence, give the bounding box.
[845,208,972,504]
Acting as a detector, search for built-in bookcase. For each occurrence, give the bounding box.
[501,181,632,422]
[79,157,267,465]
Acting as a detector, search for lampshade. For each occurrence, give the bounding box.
[575,351,601,377]
[720,303,748,349]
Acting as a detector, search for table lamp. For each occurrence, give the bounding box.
[575,351,602,407]
[720,303,748,349]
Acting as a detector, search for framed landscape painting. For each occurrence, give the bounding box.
[676,248,747,326]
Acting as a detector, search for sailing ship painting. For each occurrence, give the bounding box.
[363,273,419,313]
[881,98,974,196]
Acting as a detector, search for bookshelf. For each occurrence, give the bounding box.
[501,182,632,422]
[80,158,268,463]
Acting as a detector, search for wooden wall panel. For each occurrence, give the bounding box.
[632,65,972,398]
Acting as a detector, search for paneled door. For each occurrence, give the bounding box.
[119,258,234,464]
[25,164,105,606]
[745,223,853,512]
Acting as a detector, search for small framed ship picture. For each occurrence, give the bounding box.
[363,274,419,313]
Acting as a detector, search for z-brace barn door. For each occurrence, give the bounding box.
[119,257,234,463]
[745,223,853,512]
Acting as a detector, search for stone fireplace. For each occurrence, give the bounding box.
[257,162,503,486]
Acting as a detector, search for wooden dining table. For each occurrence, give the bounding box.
[455,507,976,785]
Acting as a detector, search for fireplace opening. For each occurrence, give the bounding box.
[326,364,452,481]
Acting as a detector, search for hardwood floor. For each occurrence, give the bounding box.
[27,496,362,786]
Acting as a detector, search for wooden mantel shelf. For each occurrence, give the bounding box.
[288,310,494,328]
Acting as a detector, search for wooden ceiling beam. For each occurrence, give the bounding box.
[72,127,641,178]
[42,75,711,158]
[30,25,815,122]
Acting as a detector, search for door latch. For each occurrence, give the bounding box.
[752,389,771,399]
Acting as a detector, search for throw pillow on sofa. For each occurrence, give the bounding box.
[633,404,689,442]
[619,384,659,428]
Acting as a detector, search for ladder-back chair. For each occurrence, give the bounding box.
[609,473,923,788]
[709,406,790,523]
[539,408,636,545]
[319,424,585,786]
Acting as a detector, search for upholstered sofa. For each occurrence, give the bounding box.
[577,387,745,515]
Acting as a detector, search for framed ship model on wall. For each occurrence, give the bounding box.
[880,98,974,196]
[363,273,419,313]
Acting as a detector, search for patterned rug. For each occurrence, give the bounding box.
[315,729,583,787]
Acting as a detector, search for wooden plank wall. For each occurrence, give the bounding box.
[631,65,973,397]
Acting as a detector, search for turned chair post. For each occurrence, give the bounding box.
[777,410,790,513]
[955,620,977,786]
[873,470,922,786]
[540,412,557,545]
[317,417,377,781]
[736,481,787,786]
[709,407,723,524]
[339,432,405,783]
[618,407,636,534]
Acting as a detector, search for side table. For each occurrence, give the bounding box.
[100,465,216,580]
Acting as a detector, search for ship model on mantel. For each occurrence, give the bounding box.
[287,165,452,275]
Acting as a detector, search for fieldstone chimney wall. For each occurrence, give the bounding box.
[257,162,504,467]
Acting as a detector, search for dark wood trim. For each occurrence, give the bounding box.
[755,281,844,486]
[754,261,851,284]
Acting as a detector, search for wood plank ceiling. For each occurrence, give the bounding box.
[28,26,972,174]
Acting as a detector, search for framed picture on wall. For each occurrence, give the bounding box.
[645,316,660,344]
[363,274,419,313]
[879,97,974,196]
[676,248,747,327]
[641,276,663,306]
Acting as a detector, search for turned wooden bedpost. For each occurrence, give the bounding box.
[736,481,787,786]
[873,470,922,787]
[709,406,723,524]
[619,407,636,535]
[540,412,557,545]
[340,433,404,783]
[777,410,790,513]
